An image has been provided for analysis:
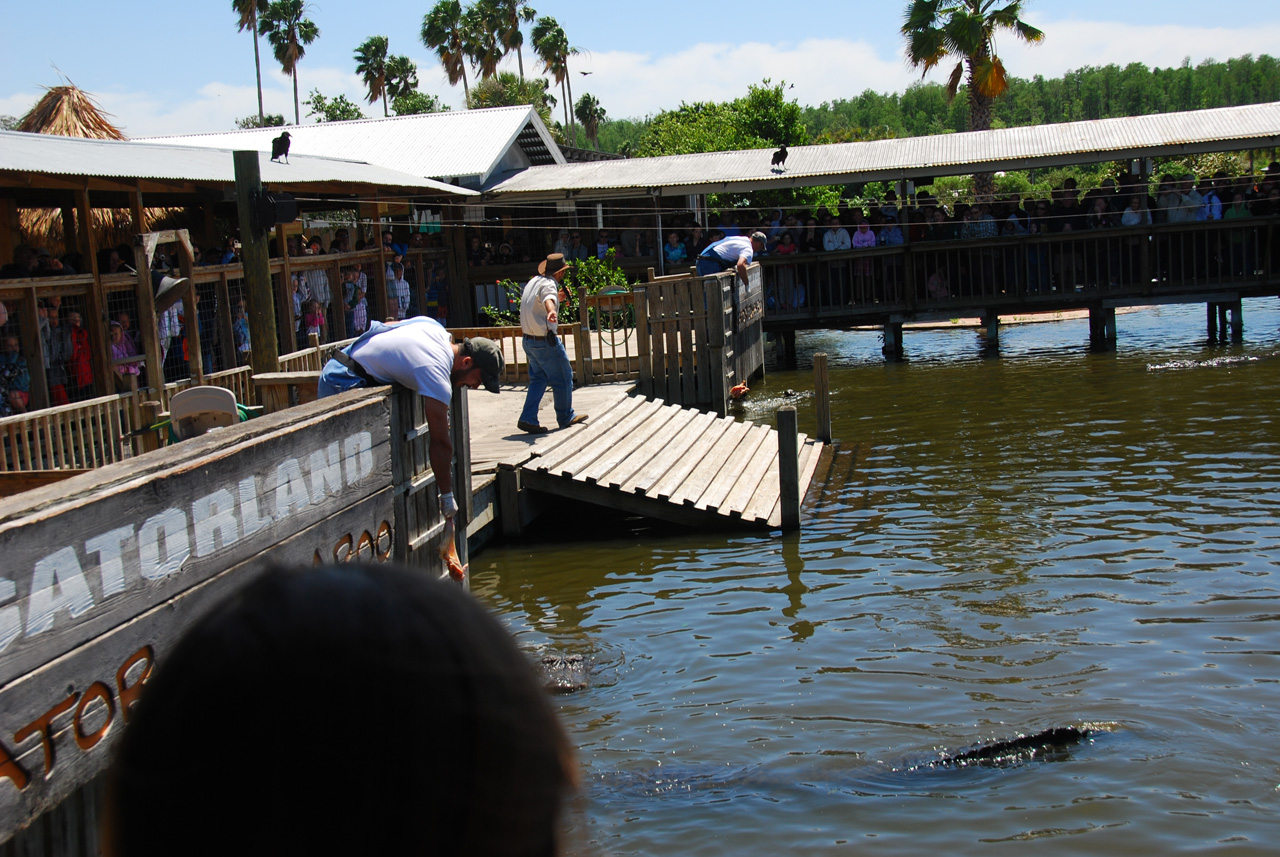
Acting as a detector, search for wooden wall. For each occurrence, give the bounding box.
[0,386,446,848]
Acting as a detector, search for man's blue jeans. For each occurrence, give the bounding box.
[520,334,576,428]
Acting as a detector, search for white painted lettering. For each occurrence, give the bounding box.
[26,548,96,636]
[137,508,191,580]
[275,458,311,519]
[308,442,344,504]
[192,489,240,556]
[344,432,374,483]
[239,476,271,536]
[0,578,21,654]
[85,526,134,598]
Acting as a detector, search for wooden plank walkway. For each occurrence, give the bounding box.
[464,382,824,530]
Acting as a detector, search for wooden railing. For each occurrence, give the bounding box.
[758,215,1280,323]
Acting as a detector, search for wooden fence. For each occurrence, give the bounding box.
[0,385,458,851]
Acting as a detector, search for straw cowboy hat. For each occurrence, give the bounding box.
[538,253,568,276]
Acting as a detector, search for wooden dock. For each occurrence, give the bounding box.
[465,383,824,530]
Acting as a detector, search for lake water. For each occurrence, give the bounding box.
[470,298,1280,856]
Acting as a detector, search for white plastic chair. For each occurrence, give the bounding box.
[169,386,240,440]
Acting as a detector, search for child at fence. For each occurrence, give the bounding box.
[233,302,252,366]
[303,299,326,344]
[0,336,29,414]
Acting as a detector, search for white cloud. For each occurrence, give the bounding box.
[998,20,1280,79]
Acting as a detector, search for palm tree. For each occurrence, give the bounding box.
[532,16,578,144]
[385,55,420,104]
[574,93,605,151]
[232,0,271,124]
[462,2,504,80]
[902,0,1043,197]
[468,71,556,133]
[901,0,1043,133]
[489,0,537,80]
[259,0,320,125]
[422,0,471,102]
[355,36,391,116]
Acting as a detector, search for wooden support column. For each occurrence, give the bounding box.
[451,386,473,580]
[445,204,470,325]
[1088,306,1116,351]
[0,197,19,265]
[634,286,652,398]
[497,462,524,537]
[276,222,295,352]
[21,287,50,409]
[813,352,831,444]
[882,321,904,362]
[131,240,166,409]
[75,189,112,396]
[981,314,999,354]
[1228,299,1243,342]
[778,405,801,532]
[215,272,236,370]
[234,151,280,376]
[174,231,203,385]
[1206,302,1220,341]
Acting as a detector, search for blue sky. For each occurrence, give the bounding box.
[3,1,1277,137]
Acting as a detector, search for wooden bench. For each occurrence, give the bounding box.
[252,371,322,414]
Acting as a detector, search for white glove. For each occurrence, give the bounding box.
[440,491,458,518]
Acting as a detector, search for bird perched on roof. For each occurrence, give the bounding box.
[271,131,291,164]
[771,144,788,171]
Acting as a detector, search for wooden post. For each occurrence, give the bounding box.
[883,321,905,362]
[814,352,831,444]
[139,400,163,452]
[234,151,280,376]
[497,462,523,537]
[634,286,652,398]
[575,285,592,385]
[778,405,800,531]
[708,275,729,416]
[451,386,472,583]
[132,241,167,410]
[75,189,112,397]
[21,287,49,409]
[1206,302,1219,341]
[177,232,203,385]
[276,223,296,352]
[215,272,236,372]
[1229,299,1243,342]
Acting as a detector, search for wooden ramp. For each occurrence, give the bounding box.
[519,394,824,529]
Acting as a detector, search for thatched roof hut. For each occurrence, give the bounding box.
[17,84,182,256]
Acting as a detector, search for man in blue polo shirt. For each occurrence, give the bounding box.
[696,231,766,284]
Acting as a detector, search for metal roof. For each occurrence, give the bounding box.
[481,102,1280,202]
[0,129,477,195]
[137,105,564,186]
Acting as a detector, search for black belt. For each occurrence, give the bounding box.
[332,349,375,385]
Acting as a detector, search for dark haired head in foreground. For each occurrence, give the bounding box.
[108,563,576,857]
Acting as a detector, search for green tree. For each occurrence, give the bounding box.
[232,0,271,124]
[574,93,606,150]
[259,0,320,125]
[463,1,504,80]
[488,0,536,80]
[422,0,472,102]
[386,54,420,105]
[532,16,578,145]
[303,89,366,122]
[901,0,1044,132]
[392,90,450,116]
[235,113,286,128]
[467,71,557,133]
[354,35,391,117]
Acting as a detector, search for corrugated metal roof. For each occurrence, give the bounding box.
[137,105,564,185]
[0,129,476,194]
[482,102,1280,200]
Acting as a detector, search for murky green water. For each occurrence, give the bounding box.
[471,299,1280,856]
